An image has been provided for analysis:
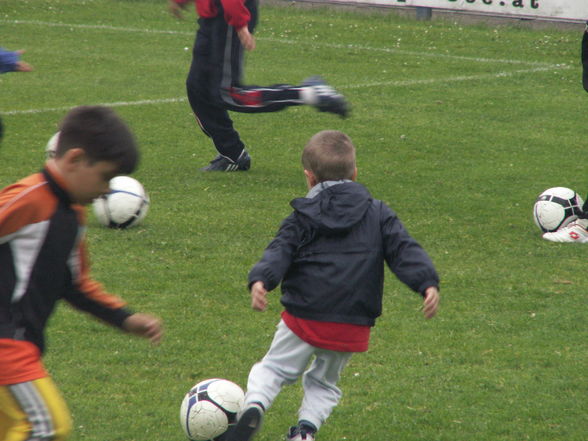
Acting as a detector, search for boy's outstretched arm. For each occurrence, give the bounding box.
[122,313,163,344]
[0,48,33,73]
[423,286,440,319]
[250,281,268,311]
[167,0,189,20]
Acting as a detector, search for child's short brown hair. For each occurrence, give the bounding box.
[56,106,139,175]
[301,130,356,182]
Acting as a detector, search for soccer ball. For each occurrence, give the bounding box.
[533,187,584,233]
[46,132,60,158]
[93,176,149,229]
[179,378,245,441]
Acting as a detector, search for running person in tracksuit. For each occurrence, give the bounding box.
[168,0,349,171]
[0,106,163,440]
[228,131,440,441]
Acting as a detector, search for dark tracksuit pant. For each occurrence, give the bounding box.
[582,30,588,93]
[186,0,303,161]
[583,30,588,216]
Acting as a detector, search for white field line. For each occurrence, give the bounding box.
[1,19,558,66]
[2,65,569,116]
[347,65,569,89]
[1,19,195,36]
[2,98,187,116]
[261,37,557,67]
[0,19,569,116]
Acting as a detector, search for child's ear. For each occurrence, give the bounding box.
[60,148,86,170]
[352,167,358,181]
[304,169,317,188]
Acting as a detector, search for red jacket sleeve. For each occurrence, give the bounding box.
[220,0,250,29]
[178,0,250,29]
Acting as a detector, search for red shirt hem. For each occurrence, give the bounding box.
[0,339,47,385]
[281,311,370,353]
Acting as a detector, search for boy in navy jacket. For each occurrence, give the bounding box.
[229,130,440,441]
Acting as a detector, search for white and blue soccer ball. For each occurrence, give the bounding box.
[179,378,245,441]
[92,176,149,229]
[533,187,584,233]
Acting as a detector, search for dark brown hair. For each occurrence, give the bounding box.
[56,106,139,175]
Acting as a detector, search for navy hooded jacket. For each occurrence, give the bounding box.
[248,182,439,326]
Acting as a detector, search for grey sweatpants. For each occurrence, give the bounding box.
[245,320,352,430]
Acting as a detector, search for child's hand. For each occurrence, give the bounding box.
[251,281,268,311]
[14,50,32,72]
[237,26,256,51]
[123,313,163,344]
[423,286,439,319]
[168,0,188,20]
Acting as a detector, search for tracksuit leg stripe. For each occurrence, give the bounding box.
[9,382,55,440]
[1,378,72,440]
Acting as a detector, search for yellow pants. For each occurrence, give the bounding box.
[0,377,72,441]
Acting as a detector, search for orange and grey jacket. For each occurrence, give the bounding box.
[0,165,132,354]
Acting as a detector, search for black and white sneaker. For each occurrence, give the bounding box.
[200,150,251,172]
[286,425,315,441]
[226,403,264,441]
[302,76,349,118]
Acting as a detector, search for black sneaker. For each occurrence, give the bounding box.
[226,404,264,441]
[200,150,251,172]
[302,76,349,118]
[286,425,315,441]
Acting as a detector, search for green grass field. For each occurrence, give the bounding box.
[1,1,586,440]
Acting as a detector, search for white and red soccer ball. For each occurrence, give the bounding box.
[533,187,584,233]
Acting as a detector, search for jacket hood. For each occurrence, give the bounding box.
[290,182,372,235]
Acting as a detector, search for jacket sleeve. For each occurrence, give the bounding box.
[62,231,133,328]
[380,202,439,295]
[0,48,19,74]
[220,0,251,29]
[248,213,303,292]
